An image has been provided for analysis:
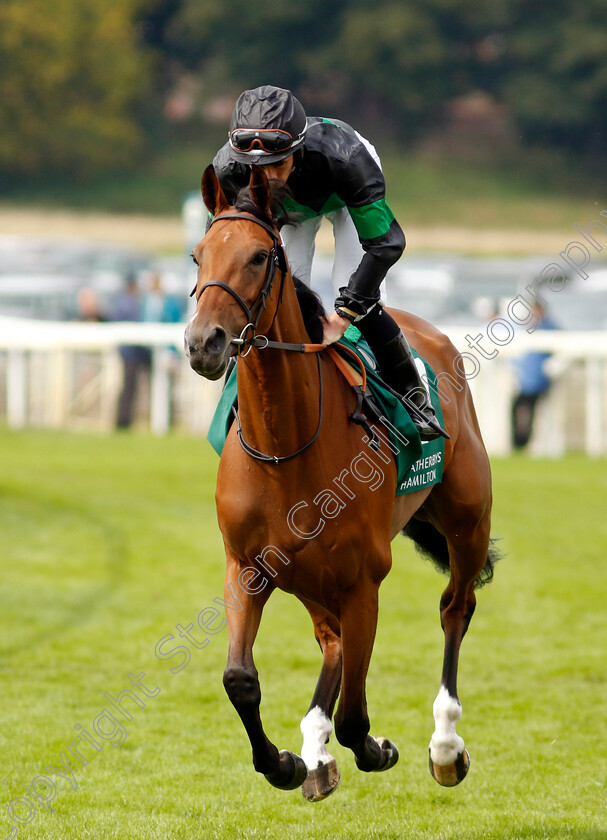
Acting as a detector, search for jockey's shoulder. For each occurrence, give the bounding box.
[304,116,367,159]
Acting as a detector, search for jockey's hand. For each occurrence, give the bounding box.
[322,311,351,345]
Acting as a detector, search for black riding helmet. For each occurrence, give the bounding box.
[227,85,307,165]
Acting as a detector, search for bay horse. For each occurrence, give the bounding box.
[185,165,496,801]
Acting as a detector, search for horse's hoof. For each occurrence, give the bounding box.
[355,735,399,773]
[264,750,308,791]
[374,737,399,771]
[301,758,341,802]
[429,748,470,787]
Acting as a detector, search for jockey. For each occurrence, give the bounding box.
[213,84,447,440]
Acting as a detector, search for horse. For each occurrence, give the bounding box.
[184,164,497,801]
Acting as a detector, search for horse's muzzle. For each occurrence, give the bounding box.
[184,321,230,379]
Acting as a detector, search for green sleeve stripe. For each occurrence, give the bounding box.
[348,199,395,240]
[281,194,346,221]
[281,196,322,221]
[321,194,346,214]
[280,194,394,240]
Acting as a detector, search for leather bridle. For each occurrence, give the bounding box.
[190,212,288,356]
[190,210,324,464]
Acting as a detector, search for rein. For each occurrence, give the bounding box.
[231,354,324,464]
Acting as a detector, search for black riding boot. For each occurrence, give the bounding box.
[357,307,448,440]
[372,331,448,440]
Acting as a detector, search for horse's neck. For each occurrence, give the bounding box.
[236,279,321,456]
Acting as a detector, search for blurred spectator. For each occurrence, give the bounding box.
[77,287,106,322]
[142,273,183,324]
[110,274,151,429]
[141,273,184,429]
[511,302,558,449]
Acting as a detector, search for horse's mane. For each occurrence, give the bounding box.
[291,277,325,344]
[232,181,326,344]
[232,179,290,229]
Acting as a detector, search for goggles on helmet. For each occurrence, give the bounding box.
[228,127,305,155]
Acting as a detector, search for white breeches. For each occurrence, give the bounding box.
[281,209,367,299]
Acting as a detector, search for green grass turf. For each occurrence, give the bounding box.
[0,429,605,839]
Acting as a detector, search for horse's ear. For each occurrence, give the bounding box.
[249,166,272,216]
[201,165,229,216]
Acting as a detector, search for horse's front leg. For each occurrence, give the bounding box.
[222,556,307,790]
[299,602,343,801]
[333,579,399,774]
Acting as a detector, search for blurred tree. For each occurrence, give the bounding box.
[0,0,151,179]
[162,0,348,101]
[306,0,463,140]
[502,0,607,157]
[159,0,503,143]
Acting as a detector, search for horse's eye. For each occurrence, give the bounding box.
[251,251,268,266]
[190,252,198,266]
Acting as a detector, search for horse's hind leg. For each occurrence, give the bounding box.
[221,556,307,791]
[299,602,342,801]
[428,489,492,785]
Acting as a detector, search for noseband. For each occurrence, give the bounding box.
[190,212,288,356]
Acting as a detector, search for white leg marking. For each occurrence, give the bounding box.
[429,686,465,766]
[300,706,335,771]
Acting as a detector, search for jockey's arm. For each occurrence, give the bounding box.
[331,146,406,328]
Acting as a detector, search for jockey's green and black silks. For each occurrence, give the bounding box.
[213,116,406,304]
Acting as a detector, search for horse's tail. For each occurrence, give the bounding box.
[401,519,500,589]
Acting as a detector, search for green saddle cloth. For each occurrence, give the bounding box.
[207,325,444,496]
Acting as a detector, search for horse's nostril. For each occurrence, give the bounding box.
[205,326,227,355]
